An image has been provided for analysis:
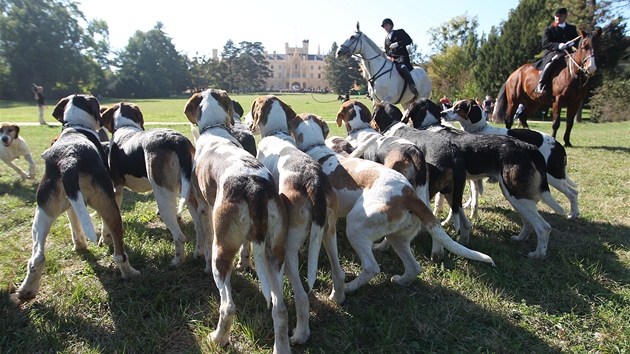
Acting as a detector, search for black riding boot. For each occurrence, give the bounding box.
[534,62,553,94]
[399,65,419,97]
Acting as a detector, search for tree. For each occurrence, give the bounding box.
[0,0,107,99]
[426,15,479,99]
[427,15,480,54]
[473,0,548,97]
[323,42,364,95]
[231,41,271,92]
[114,23,188,98]
[220,40,239,93]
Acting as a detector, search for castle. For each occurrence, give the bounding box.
[265,40,329,92]
[213,40,330,92]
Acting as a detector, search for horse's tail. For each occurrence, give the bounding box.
[493,83,508,124]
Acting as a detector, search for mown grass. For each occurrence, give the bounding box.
[1,94,629,353]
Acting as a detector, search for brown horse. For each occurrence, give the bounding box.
[493,28,602,147]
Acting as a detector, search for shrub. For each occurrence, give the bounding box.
[589,77,630,123]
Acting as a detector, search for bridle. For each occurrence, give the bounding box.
[339,32,393,98]
[565,35,596,80]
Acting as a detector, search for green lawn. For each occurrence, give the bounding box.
[1,94,629,353]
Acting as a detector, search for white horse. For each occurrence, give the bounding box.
[337,22,432,109]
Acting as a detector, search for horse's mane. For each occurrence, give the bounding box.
[356,31,386,58]
[355,31,389,81]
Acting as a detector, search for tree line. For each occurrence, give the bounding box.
[1,0,628,103]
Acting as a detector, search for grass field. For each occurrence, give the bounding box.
[1,93,629,353]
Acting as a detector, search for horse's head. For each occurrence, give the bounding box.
[336,22,363,59]
[575,27,602,76]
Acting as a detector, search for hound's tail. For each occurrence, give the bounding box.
[176,140,196,215]
[305,177,331,291]
[60,163,100,244]
[409,189,495,265]
[190,124,200,142]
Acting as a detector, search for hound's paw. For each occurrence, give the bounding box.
[527,251,546,259]
[290,329,310,345]
[329,290,345,305]
[209,330,230,347]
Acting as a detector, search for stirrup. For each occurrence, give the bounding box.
[534,86,548,95]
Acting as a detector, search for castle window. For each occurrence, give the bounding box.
[318,73,321,79]
[271,65,274,69]
[311,65,314,70]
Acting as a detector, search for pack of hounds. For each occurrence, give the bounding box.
[5,90,578,353]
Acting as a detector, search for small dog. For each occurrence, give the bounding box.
[0,122,36,179]
[184,89,290,353]
[402,99,566,258]
[335,100,430,208]
[249,95,342,345]
[443,99,579,219]
[11,94,139,303]
[100,102,202,266]
[287,112,494,295]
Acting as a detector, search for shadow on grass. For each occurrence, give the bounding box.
[0,179,39,203]
[445,205,630,319]
[572,145,630,155]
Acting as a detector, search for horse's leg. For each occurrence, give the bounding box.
[520,103,541,130]
[550,102,562,140]
[563,101,580,147]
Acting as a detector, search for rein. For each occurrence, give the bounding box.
[342,32,396,102]
[564,35,595,88]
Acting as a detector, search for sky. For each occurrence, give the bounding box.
[76,0,523,58]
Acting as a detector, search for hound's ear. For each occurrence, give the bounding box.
[85,95,102,122]
[52,97,70,122]
[130,103,145,130]
[184,93,203,124]
[100,103,120,133]
[467,100,483,123]
[278,99,297,121]
[320,118,330,138]
[12,124,20,138]
[595,27,602,37]
[335,105,346,127]
[356,22,360,32]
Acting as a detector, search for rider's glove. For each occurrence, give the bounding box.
[566,41,575,48]
[558,42,567,50]
[390,42,399,49]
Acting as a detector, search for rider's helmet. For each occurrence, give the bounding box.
[381,18,393,28]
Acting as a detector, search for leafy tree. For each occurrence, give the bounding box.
[114,23,188,98]
[0,0,106,99]
[427,15,480,54]
[426,15,479,99]
[220,40,239,92]
[188,54,229,92]
[322,42,364,95]
[473,0,548,97]
[231,41,271,92]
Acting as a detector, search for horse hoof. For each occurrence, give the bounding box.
[564,142,573,147]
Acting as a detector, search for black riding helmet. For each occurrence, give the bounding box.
[381,18,393,28]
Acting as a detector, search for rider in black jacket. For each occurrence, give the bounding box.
[534,8,580,95]
[382,18,419,98]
